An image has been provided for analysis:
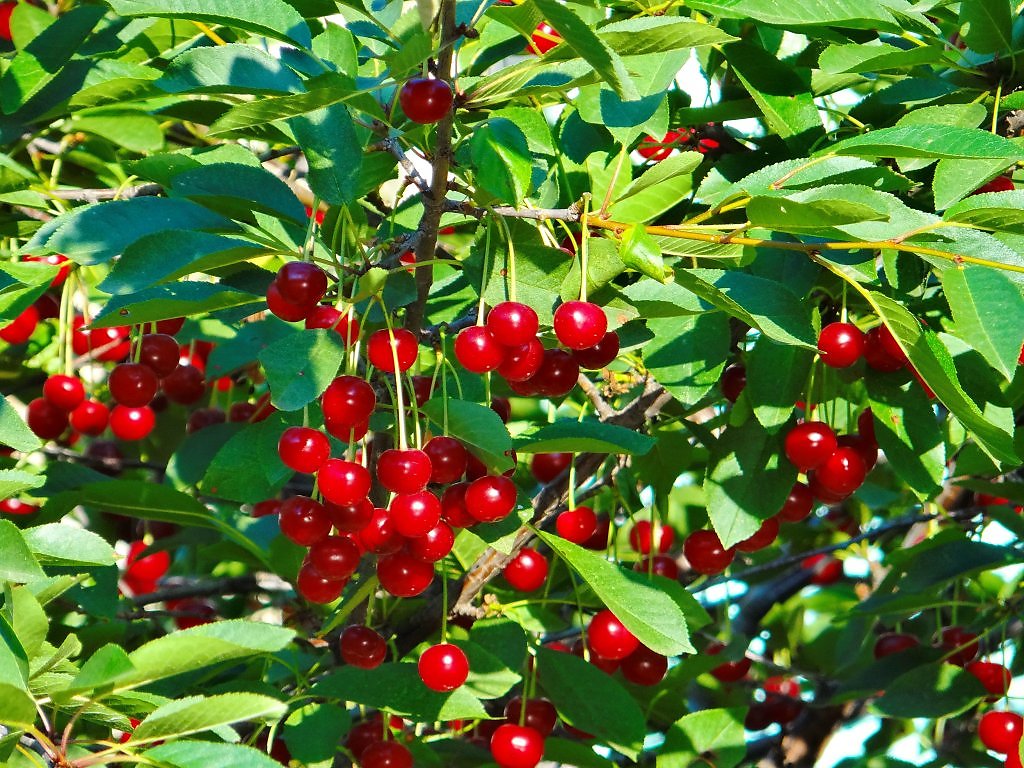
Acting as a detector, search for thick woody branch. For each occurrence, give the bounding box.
[370,137,432,195]
[129,575,265,606]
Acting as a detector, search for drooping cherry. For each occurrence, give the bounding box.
[376,448,433,494]
[498,338,545,382]
[465,474,517,523]
[490,723,545,768]
[502,548,548,592]
[276,261,328,306]
[309,535,361,581]
[322,375,376,426]
[161,364,207,405]
[735,516,779,553]
[454,325,506,374]
[555,505,597,544]
[487,302,539,347]
[398,78,454,125]
[108,363,159,407]
[784,421,838,472]
[418,642,469,692]
[621,645,668,686]
[553,301,607,350]
[423,436,468,484]
[572,331,620,370]
[588,609,639,661]
[109,405,155,441]
[683,529,735,575]
[377,550,435,597]
[389,491,442,538]
[279,496,332,546]
[366,328,418,373]
[873,632,920,659]
[42,375,85,412]
[778,482,814,522]
[340,625,388,670]
[818,322,865,368]
[318,459,372,507]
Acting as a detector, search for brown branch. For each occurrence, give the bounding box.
[371,138,431,195]
[47,184,162,203]
[129,575,262,606]
[576,374,615,420]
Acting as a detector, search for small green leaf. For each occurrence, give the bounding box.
[71,644,136,692]
[874,663,986,718]
[91,282,262,329]
[289,102,363,205]
[258,329,346,412]
[746,338,813,432]
[617,225,665,281]
[23,524,115,567]
[829,125,1024,161]
[420,399,514,473]
[0,469,44,502]
[658,708,747,768]
[130,693,287,743]
[941,266,1024,380]
[866,378,945,500]
[470,118,533,204]
[645,313,730,406]
[958,0,1012,54]
[0,521,45,583]
[144,742,288,768]
[514,419,654,456]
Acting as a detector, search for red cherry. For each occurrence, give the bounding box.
[465,475,517,523]
[318,459,372,507]
[974,175,1015,194]
[108,363,159,407]
[707,642,752,682]
[873,632,919,659]
[340,625,388,670]
[634,555,679,580]
[637,129,687,161]
[490,723,544,768]
[90,326,131,362]
[581,514,611,550]
[720,363,746,403]
[136,334,180,378]
[778,483,814,522]
[863,327,905,372]
[818,322,865,368]
[555,506,597,544]
[502,548,548,592]
[33,294,59,320]
[422,436,468,484]
[266,282,313,322]
[252,499,281,518]
[553,301,607,350]
[227,402,256,422]
[498,338,545,382]
[587,609,639,661]
[358,507,403,555]
[735,516,779,553]
[1007,749,1023,768]
[939,626,979,666]
[408,520,455,562]
[491,396,512,423]
[161,364,206,405]
[440,483,475,528]
[504,697,557,737]
[0,304,39,345]
[784,421,838,471]
[572,331,620,370]
[409,375,433,407]
[837,434,878,473]
[21,253,72,288]
[807,471,850,504]
[108,405,154,441]
[377,550,435,597]
[487,302,539,347]
[876,324,908,364]
[322,375,376,426]
[979,711,1023,753]
[361,740,413,768]
[764,676,802,698]
[345,719,384,759]
[279,496,332,546]
[621,645,667,686]
[43,375,85,412]
[325,497,374,532]
[529,21,561,54]
[155,317,186,336]
[454,326,506,374]
[296,562,347,603]
[389,491,442,538]
[418,642,469,692]
[398,78,454,125]
[530,349,579,397]
[967,661,1012,699]
[857,408,877,444]
[376,448,433,494]
[0,499,39,516]
[530,453,571,484]
[814,446,867,496]
[309,535,361,580]
[305,305,360,346]
[125,541,170,582]
[802,553,844,585]
[628,520,674,555]
[366,329,418,373]
[276,261,328,306]
[684,529,735,575]
[186,407,225,434]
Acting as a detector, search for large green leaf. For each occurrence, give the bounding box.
[0,469,43,502]
[514,419,654,455]
[829,126,1024,161]
[818,42,947,74]
[941,265,1024,380]
[170,163,307,222]
[289,102,363,205]
[943,190,1024,232]
[685,0,927,31]
[22,524,116,568]
[658,708,747,768]
[958,0,1012,54]
[144,742,288,768]
[597,16,737,54]
[645,313,731,406]
[421,399,514,473]
[208,79,354,135]
[158,44,305,94]
[92,281,263,328]
[0,521,45,584]
[470,118,533,204]
[129,693,287,743]
[866,378,945,500]
[874,663,985,718]
[201,414,298,503]
[746,337,813,432]
[747,185,890,232]
[258,329,346,412]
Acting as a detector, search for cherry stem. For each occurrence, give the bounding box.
[440,556,449,641]
[476,219,492,325]
[493,211,517,303]
[302,195,320,261]
[58,272,73,378]
[567,455,577,511]
[377,298,409,451]
[405,369,423,448]
[579,194,591,302]
[436,340,449,435]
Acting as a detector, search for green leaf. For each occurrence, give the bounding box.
[170,163,307,223]
[621,280,703,317]
[420,399,514,473]
[453,639,521,700]
[944,189,1024,232]
[312,663,488,721]
[941,266,1024,380]
[896,537,1020,592]
[92,281,261,329]
[209,80,354,135]
[283,703,350,764]
[959,0,1012,54]
[829,126,1024,161]
[289,103,363,205]
[514,419,654,456]
[470,118,533,204]
[535,648,645,757]
[818,42,947,74]
[0,521,45,583]
[106,0,312,48]
[144,741,288,768]
[125,620,295,688]
[159,44,305,94]
[747,185,890,232]
[466,241,572,325]
[258,329,346,412]
[71,644,136,692]
[645,313,731,406]
[597,16,737,54]
[658,708,747,768]
[617,152,702,203]
[576,85,667,146]
[617,225,665,281]
[130,693,287,743]
[685,0,927,31]
[201,414,298,503]
[73,111,165,154]
[22,524,115,568]
[0,470,43,502]
[874,663,985,718]
[539,532,700,655]
[610,151,698,223]
[705,420,798,548]
[544,738,617,768]
[0,682,35,727]
[530,0,639,101]
[746,338,813,432]
[933,159,1012,211]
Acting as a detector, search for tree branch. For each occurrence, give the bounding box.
[129,575,266,606]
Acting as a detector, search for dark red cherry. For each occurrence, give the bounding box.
[317,459,372,506]
[555,506,597,544]
[366,328,418,373]
[0,305,39,345]
[621,645,667,686]
[138,334,180,378]
[487,302,539,347]
[974,175,1015,194]
[502,548,548,591]
[530,452,571,484]
[21,253,72,287]
[864,327,905,372]
[939,626,979,666]
[109,405,155,441]
[440,483,475,528]
[818,322,865,368]
[627,520,674,555]
[309,535,361,580]
[376,448,433,494]
[873,632,920,659]
[124,541,170,582]
[778,482,814,522]
[43,375,85,411]
[735,516,779,553]
[296,562,347,604]
[70,399,109,436]
[90,326,131,362]
[409,375,433,407]
[588,609,639,660]
[186,407,225,434]
[875,324,908,364]
[490,723,544,768]
[504,697,557,737]
[389,491,442,538]
[340,625,388,670]
[305,305,360,346]
[361,740,413,768]
[377,550,435,597]
[161,364,206,405]
[720,363,746,403]
[407,520,455,562]
[838,434,878,473]
[454,326,506,374]
[979,710,1023,754]
[398,78,454,125]
[531,349,579,397]
[279,496,332,546]
[706,642,752,683]
[634,555,679,579]
[529,21,561,54]
[423,436,468,484]
[252,499,281,518]
[857,408,876,444]
[784,421,838,471]
[322,375,376,426]
[499,338,545,382]
[419,642,469,691]
[276,261,328,306]
[491,397,511,423]
[802,553,843,585]
[325,497,374,532]
[814,446,866,496]
[465,474,517,523]
[358,507,403,555]
[581,514,611,550]
[345,719,384,760]
[228,402,257,422]
[155,317,186,336]
[637,129,689,161]
[553,301,607,350]
[967,661,1012,699]
[266,281,313,322]
[683,529,734,575]
[572,331,620,370]
[108,363,159,407]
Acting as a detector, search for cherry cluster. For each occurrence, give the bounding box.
[638,126,726,161]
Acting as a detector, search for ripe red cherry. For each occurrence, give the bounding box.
[939,626,979,666]
[276,261,328,306]
[398,78,454,125]
[318,459,372,506]
[358,507,403,555]
[503,548,548,592]
[967,661,1012,699]
[0,499,38,516]
[706,642,752,683]
[784,421,838,471]
[377,448,433,494]
[863,326,905,372]
[305,305,359,345]
[838,434,878,473]
[340,625,388,670]
[266,282,313,322]
[322,375,376,426]
[377,550,435,597]
[345,719,384,760]
[635,555,679,579]
[814,446,867,496]
[296,562,347,604]
[555,506,597,544]
[735,516,779,553]
[491,396,511,423]
[161,364,206,405]
[530,349,579,397]
[530,452,571,484]
[186,407,225,434]
[621,645,668,686]
[628,520,674,555]
[637,129,687,161]
[818,322,865,368]
[490,723,544,768]
[409,375,433,407]
[504,697,557,737]
[155,317,186,336]
[125,541,171,582]
[252,499,281,518]
[873,323,908,365]
[454,326,506,374]
[553,301,607,350]
[974,175,1015,194]
[279,496,332,546]
[465,475,517,523]
[325,497,374,532]
[808,472,850,504]
[487,302,539,347]
[980,711,1024,754]
[0,304,39,344]
[277,427,331,474]
[309,535,361,580]
[802,553,844,585]
[582,514,611,550]
[588,609,639,660]
[389,491,442,538]
[22,253,72,287]
[857,408,876,443]
[366,328,418,373]
[90,326,131,362]
[778,483,814,522]
[361,740,413,768]
[572,331,620,370]
[108,363,159,407]
[529,21,561,54]
[137,334,180,378]
[719,363,747,403]
[109,405,154,441]
[440,483,475,528]
[42,375,85,411]
[408,520,455,562]
[422,436,468,484]
[684,529,735,575]
[418,643,469,692]
[70,401,108,439]
[873,632,920,659]
[498,338,545,382]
